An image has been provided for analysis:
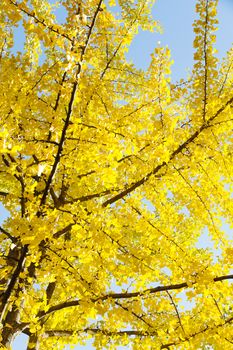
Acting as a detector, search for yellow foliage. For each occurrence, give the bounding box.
[0,0,233,349]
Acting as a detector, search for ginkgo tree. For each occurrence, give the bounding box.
[0,0,233,349]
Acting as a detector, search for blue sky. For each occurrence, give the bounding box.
[126,0,233,79]
[1,0,232,348]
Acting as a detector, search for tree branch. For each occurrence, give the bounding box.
[43,274,233,316]
[41,314,233,349]
[9,0,72,42]
[0,245,28,322]
[39,0,104,208]
[103,95,233,207]
[0,226,17,243]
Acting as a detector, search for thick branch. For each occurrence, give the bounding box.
[0,245,28,322]
[64,189,114,204]
[53,223,74,239]
[39,82,78,207]
[44,274,233,316]
[0,226,17,243]
[39,0,103,208]
[0,191,8,197]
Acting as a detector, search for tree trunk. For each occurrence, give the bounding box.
[26,334,39,350]
[1,307,20,348]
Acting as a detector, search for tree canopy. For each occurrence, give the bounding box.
[0,0,233,349]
